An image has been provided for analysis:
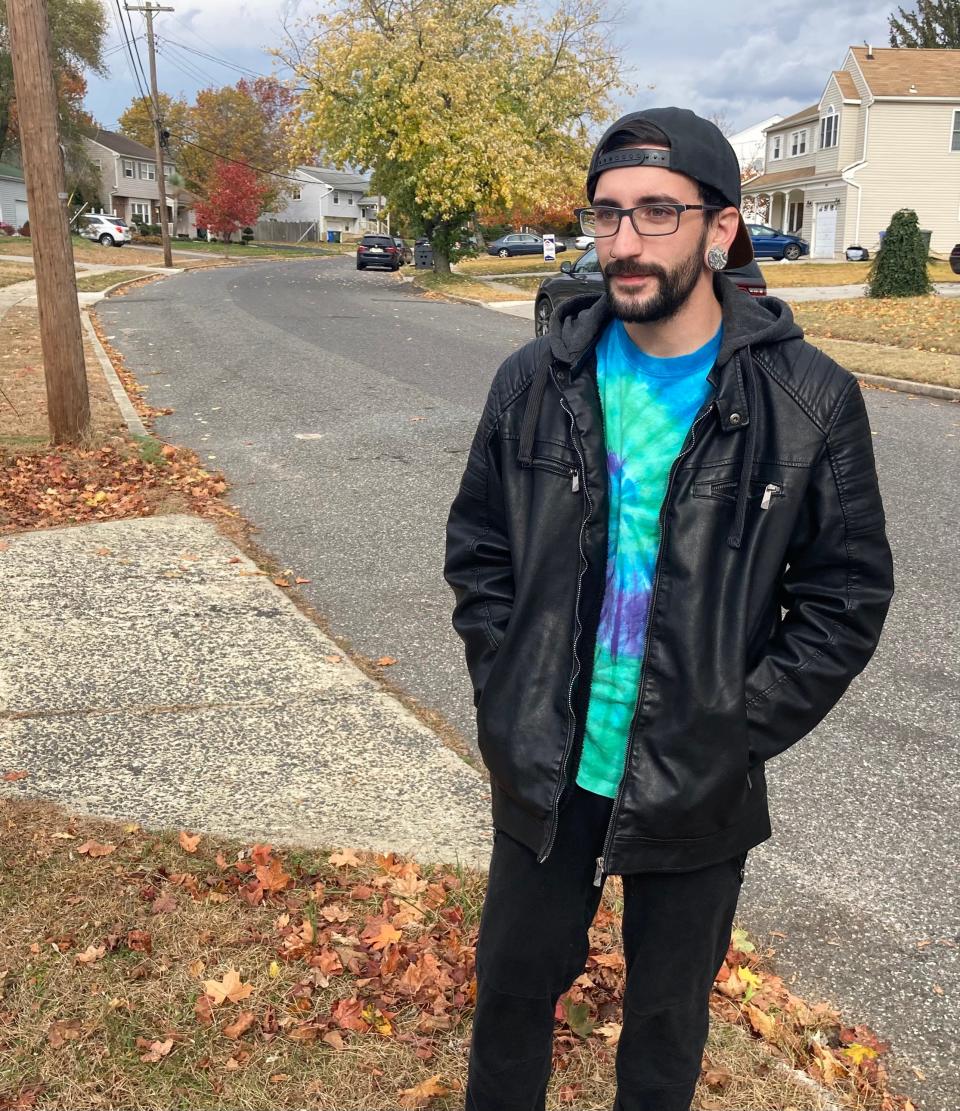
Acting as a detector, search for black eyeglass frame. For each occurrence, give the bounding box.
[574,203,725,238]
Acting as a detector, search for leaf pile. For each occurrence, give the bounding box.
[0,802,921,1111]
[0,436,229,534]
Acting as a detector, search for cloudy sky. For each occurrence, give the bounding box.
[86,0,895,137]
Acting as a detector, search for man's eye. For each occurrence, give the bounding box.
[594,209,619,224]
[645,206,673,221]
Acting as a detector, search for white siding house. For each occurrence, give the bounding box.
[261,166,385,238]
[0,161,29,230]
[742,46,960,258]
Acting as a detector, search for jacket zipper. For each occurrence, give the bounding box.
[592,400,717,887]
[528,457,580,490]
[537,382,592,864]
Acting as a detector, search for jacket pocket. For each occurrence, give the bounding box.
[693,477,784,507]
[524,438,581,491]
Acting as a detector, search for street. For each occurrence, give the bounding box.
[98,255,959,1107]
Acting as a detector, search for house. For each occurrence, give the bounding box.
[742,46,960,258]
[259,166,387,239]
[728,114,784,179]
[82,129,196,236]
[0,161,29,230]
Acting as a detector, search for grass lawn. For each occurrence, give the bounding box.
[0,797,889,1111]
[791,294,959,355]
[455,254,573,277]
[760,260,958,288]
[412,270,536,303]
[74,270,155,294]
[0,263,34,288]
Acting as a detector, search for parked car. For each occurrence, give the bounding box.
[950,244,960,275]
[574,234,595,251]
[393,236,413,265]
[487,232,568,258]
[746,223,808,261]
[357,233,401,271]
[533,247,768,337]
[79,213,132,247]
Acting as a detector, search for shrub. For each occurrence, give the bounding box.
[0,222,14,236]
[867,208,932,298]
[18,220,30,237]
[241,226,254,244]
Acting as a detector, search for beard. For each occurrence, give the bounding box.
[603,225,709,323]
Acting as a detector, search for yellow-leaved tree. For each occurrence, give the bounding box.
[282,0,630,273]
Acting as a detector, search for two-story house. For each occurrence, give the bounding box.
[260,166,386,239]
[82,129,196,236]
[0,160,29,230]
[742,46,960,258]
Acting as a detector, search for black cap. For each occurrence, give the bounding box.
[586,107,753,267]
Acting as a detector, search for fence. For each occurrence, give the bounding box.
[254,219,321,244]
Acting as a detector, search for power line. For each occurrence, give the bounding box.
[160,35,273,81]
[164,129,314,184]
[156,39,218,86]
[112,0,149,101]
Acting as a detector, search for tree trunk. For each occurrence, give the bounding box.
[432,249,451,275]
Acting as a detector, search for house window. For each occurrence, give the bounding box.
[771,136,782,160]
[788,201,803,232]
[92,158,102,170]
[952,110,960,152]
[348,193,355,205]
[163,165,171,177]
[332,191,340,204]
[138,161,156,180]
[291,187,301,200]
[819,107,838,149]
[123,159,135,178]
[131,201,151,221]
[790,130,806,157]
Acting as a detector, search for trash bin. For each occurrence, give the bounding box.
[414,240,434,269]
[845,245,869,261]
[920,229,932,254]
[327,229,336,243]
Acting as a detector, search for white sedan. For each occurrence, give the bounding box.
[574,234,595,251]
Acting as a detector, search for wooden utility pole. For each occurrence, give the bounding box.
[7,0,91,443]
[126,1,174,268]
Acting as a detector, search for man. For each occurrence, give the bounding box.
[444,108,894,1111]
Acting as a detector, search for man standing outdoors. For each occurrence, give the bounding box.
[444,108,894,1111]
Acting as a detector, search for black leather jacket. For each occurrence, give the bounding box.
[444,276,894,878]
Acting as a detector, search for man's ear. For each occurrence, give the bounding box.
[714,205,741,252]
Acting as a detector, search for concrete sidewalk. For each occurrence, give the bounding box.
[0,514,493,870]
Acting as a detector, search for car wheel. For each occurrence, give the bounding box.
[783,243,801,261]
[535,296,553,337]
[356,262,365,270]
[99,233,115,247]
[498,248,510,258]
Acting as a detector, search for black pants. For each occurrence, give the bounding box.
[466,784,746,1111]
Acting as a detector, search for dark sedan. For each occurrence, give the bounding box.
[950,244,960,275]
[487,232,568,258]
[534,247,767,337]
[746,223,809,261]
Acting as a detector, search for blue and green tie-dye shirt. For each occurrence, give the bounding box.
[576,319,721,799]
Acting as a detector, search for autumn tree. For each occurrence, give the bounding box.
[889,0,960,46]
[195,159,269,256]
[284,0,628,274]
[0,0,107,160]
[117,78,295,207]
[867,208,932,297]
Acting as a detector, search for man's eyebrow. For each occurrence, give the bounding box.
[592,193,684,207]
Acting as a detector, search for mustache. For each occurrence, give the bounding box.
[604,259,667,279]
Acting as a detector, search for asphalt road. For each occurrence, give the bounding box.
[99,256,958,1107]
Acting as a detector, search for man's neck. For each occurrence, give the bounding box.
[620,276,723,359]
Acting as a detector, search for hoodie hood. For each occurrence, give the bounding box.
[526,274,806,552]
[546,273,803,373]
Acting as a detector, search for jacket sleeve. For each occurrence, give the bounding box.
[745,379,894,765]
[443,371,515,709]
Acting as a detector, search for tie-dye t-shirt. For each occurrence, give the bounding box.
[576,319,721,799]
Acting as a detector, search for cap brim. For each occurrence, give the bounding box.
[727,213,754,268]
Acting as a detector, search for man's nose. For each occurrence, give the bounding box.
[610,212,645,254]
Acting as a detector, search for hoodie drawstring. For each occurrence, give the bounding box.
[517,358,553,466]
[727,345,758,550]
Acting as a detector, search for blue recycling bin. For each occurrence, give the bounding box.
[327,230,336,243]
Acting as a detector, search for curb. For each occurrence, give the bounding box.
[855,371,959,402]
[79,310,150,438]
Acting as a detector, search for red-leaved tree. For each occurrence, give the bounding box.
[195,160,269,255]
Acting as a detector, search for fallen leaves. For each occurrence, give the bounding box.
[793,294,960,355]
[222,1010,256,1040]
[76,839,116,858]
[136,1037,174,1063]
[178,831,202,854]
[1,770,28,782]
[202,969,254,1006]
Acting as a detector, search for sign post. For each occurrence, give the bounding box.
[542,233,556,263]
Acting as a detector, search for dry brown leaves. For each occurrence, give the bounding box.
[0,436,229,534]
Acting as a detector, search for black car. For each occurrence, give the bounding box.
[357,233,401,271]
[393,236,413,265]
[534,247,768,336]
[950,244,960,275]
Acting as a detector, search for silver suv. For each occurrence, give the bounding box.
[79,213,132,247]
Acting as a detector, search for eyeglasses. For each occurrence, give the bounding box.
[575,203,724,238]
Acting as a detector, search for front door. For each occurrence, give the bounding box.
[813,202,837,258]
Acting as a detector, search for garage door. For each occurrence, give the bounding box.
[813,202,837,258]
[15,200,29,229]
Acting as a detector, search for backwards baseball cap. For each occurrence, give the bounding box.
[586,107,754,267]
